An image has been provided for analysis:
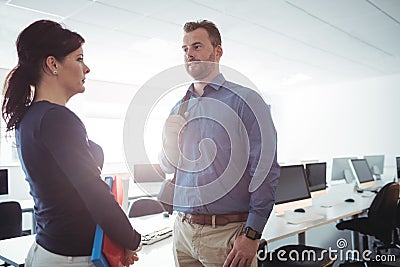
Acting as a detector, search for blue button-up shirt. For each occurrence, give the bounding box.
[159,74,280,232]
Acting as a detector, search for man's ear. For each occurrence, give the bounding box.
[215,45,223,62]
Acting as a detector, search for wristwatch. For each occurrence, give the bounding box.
[242,227,261,240]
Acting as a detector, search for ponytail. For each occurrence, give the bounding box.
[2,65,33,131]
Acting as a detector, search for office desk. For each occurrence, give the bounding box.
[263,182,375,246]
[130,213,175,266]
[0,235,34,267]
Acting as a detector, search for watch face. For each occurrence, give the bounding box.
[248,231,257,239]
[245,227,261,240]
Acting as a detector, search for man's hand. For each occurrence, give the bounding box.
[162,115,187,166]
[223,234,259,267]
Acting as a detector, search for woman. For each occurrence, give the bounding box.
[1,20,141,266]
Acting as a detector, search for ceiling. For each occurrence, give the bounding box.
[1,0,400,93]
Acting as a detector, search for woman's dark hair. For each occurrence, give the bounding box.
[1,19,85,131]
[183,20,221,47]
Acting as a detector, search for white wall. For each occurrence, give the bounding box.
[0,165,30,200]
[269,73,400,178]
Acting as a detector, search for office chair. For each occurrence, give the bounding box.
[128,198,165,218]
[0,201,23,266]
[0,201,22,240]
[336,182,400,252]
[373,198,400,254]
[257,239,335,267]
[396,199,400,242]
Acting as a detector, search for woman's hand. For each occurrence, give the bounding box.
[123,248,139,266]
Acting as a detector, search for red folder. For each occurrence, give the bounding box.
[102,176,125,267]
[91,176,126,267]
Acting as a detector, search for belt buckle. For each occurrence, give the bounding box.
[186,214,192,224]
[182,213,192,224]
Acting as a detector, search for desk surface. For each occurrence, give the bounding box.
[130,214,175,266]
[0,235,33,267]
[262,182,375,243]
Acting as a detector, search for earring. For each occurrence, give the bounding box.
[53,70,58,75]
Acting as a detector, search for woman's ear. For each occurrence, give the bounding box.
[45,56,58,75]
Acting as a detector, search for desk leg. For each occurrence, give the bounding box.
[350,215,359,252]
[31,211,36,234]
[298,232,306,245]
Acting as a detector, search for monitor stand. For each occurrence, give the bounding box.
[372,166,381,180]
[373,174,381,180]
[344,169,353,183]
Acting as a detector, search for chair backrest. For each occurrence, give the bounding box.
[396,199,400,227]
[128,198,165,218]
[258,239,268,267]
[368,182,399,227]
[0,201,22,240]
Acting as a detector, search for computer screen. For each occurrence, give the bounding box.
[132,164,166,197]
[364,155,384,176]
[396,156,400,179]
[305,162,327,197]
[331,157,357,183]
[274,165,312,215]
[349,159,376,190]
[0,169,8,196]
[133,164,165,183]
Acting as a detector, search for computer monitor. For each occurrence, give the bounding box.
[331,157,357,183]
[363,155,384,179]
[133,164,165,183]
[0,169,9,199]
[305,162,327,197]
[274,165,312,215]
[132,164,166,197]
[349,159,377,190]
[396,156,400,180]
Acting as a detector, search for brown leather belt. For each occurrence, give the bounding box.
[181,213,248,226]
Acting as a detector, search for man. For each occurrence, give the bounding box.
[159,20,280,267]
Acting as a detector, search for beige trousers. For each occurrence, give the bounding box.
[25,241,95,267]
[173,213,258,267]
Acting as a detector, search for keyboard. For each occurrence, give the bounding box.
[141,226,173,245]
[360,191,375,197]
[320,202,343,208]
[363,186,381,193]
[285,213,324,225]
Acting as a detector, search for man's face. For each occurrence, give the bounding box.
[182,28,221,80]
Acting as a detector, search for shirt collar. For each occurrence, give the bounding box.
[188,73,226,93]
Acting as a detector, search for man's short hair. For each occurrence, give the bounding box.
[183,20,221,47]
